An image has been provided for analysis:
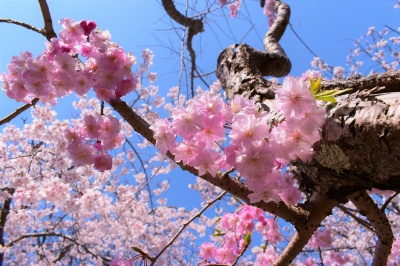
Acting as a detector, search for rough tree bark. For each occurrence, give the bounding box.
[114,0,400,264]
[215,0,399,264]
[2,0,399,264]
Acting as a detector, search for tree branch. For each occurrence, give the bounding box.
[337,205,375,233]
[161,0,204,97]
[151,191,227,265]
[0,188,14,265]
[0,98,39,126]
[273,193,338,265]
[0,18,45,35]
[320,70,400,94]
[108,98,306,223]
[263,0,292,77]
[216,0,291,103]
[6,232,111,263]
[161,0,203,33]
[349,190,394,266]
[37,0,56,40]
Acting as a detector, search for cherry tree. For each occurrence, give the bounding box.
[0,0,399,265]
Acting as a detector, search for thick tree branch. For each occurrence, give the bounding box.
[273,193,338,265]
[349,190,394,266]
[321,70,400,94]
[38,0,56,40]
[161,0,203,33]
[263,0,291,77]
[109,98,306,223]
[216,0,291,103]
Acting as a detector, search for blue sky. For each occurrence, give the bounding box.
[0,0,399,255]
[1,0,399,113]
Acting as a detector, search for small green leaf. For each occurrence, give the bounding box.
[131,246,146,255]
[212,228,225,237]
[309,75,322,95]
[215,217,221,223]
[314,95,337,103]
[314,88,353,103]
[243,232,251,245]
[315,88,353,97]
[233,196,242,204]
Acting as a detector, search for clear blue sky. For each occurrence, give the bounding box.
[0,0,399,219]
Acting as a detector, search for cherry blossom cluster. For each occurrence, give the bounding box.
[0,19,145,171]
[217,0,242,18]
[263,0,276,27]
[65,114,125,171]
[311,5,399,79]
[152,75,326,204]
[199,205,280,265]
[1,19,138,104]
[0,97,208,265]
[346,25,400,76]
[219,0,276,23]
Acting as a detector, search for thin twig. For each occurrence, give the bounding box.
[6,232,111,263]
[337,205,375,233]
[150,191,228,265]
[0,18,45,35]
[380,192,399,211]
[318,247,325,266]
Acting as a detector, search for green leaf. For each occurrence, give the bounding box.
[315,88,352,96]
[233,196,242,204]
[314,88,353,103]
[309,75,322,95]
[314,95,337,103]
[131,246,146,255]
[243,232,251,245]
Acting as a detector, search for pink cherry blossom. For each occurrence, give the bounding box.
[228,0,242,18]
[150,118,176,154]
[234,140,274,180]
[200,242,217,261]
[67,140,96,166]
[171,106,202,138]
[93,152,112,171]
[308,227,333,248]
[80,20,97,36]
[110,256,134,266]
[218,0,227,5]
[229,114,269,145]
[59,18,86,46]
[81,114,101,139]
[274,76,316,117]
